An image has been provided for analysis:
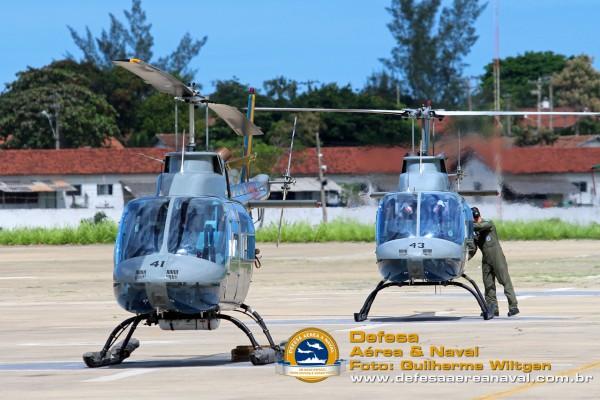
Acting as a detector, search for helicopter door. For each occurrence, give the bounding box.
[221,204,240,304]
[233,203,255,303]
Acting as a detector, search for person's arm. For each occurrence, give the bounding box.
[466,238,477,260]
[474,220,493,233]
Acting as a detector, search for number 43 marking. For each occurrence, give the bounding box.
[409,242,425,249]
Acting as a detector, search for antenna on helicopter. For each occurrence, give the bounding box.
[456,129,463,191]
[276,116,298,247]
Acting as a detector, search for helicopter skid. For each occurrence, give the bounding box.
[354,274,493,322]
[82,304,282,368]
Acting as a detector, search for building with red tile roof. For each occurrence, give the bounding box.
[0,148,168,176]
[280,142,600,206]
[0,148,170,210]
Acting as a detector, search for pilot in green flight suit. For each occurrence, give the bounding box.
[471,207,520,317]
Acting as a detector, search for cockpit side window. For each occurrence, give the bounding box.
[118,197,170,261]
[167,198,227,263]
[377,193,418,244]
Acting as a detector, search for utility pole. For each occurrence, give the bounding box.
[536,77,542,136]
[315,131,328,224]
[395,82,400,107]
[41,95,61,149]
[465,77,473,111]
[53,100,60,149]
[504,94,512,136]
[549,79,554,133]
[205,98,210,151]
[492,0,502,220]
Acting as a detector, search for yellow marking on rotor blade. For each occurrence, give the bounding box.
[474,359,600,399]
[130,58,142,63]
[246,92,256,177]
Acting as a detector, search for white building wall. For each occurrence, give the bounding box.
[0,208,125,229]
[0,173,157,210]
[503,172,597,205]
[459,158,500,191]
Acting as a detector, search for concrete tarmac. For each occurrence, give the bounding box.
[0,241,599,399]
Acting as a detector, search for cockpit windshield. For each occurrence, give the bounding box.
[167,198,227,263]
[419,192,464,245]
[118,197,170,261]
[377,193,418,244]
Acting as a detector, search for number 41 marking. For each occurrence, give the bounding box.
[150,260,165,268]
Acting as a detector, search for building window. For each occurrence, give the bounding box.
[572,182,587,193]
[67,184,82,196]
[1,192,39,204]
[97,184,113,196]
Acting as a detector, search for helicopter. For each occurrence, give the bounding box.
[83,59,318,368]
[254,104,600,321]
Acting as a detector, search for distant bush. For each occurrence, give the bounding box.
[496,219,600,240]
[0,221,118,245]
[256,219,375,243]
[0,219,598,246]
[256,219,600,242]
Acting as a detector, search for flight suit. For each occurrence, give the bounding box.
[474,220,518,313]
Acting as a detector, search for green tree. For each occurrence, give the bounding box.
[294,83,411,146]
[512,125,558,147]
[479,51,568,108]
[382,0,486,106]
[68,0,207,80]
[0,62,118,149]
[552,55,600,134]
[263,76,298,104]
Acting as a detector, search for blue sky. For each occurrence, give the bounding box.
[1,0,599,93]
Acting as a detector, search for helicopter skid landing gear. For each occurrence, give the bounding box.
[354,274,492,322]
[83,305,281,368]
[222,303,282,365]
[83,313,150,368]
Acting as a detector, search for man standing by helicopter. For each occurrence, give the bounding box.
[471,207,520,317]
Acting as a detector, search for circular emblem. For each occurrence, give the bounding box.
[283,327,340,383]
[486,235,492,242]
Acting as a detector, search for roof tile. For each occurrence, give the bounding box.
[0,148,169,176]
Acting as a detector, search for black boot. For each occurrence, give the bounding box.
[508,307,520,317]
[481,304,499,317]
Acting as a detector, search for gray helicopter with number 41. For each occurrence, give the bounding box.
[83,59,318,368]
[254,104,600,321]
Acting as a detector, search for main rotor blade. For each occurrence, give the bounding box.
[435,110,600,117]
[247,200,320,208]
[458,190,500,197]
[255,107,600,118]
[207,103,264,136]
[254,107,409,116]
[113,58,196,98]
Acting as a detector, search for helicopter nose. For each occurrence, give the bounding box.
[113,254,227,313]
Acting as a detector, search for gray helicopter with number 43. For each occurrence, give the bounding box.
[254,104,600,321]
[82,59,318,369]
